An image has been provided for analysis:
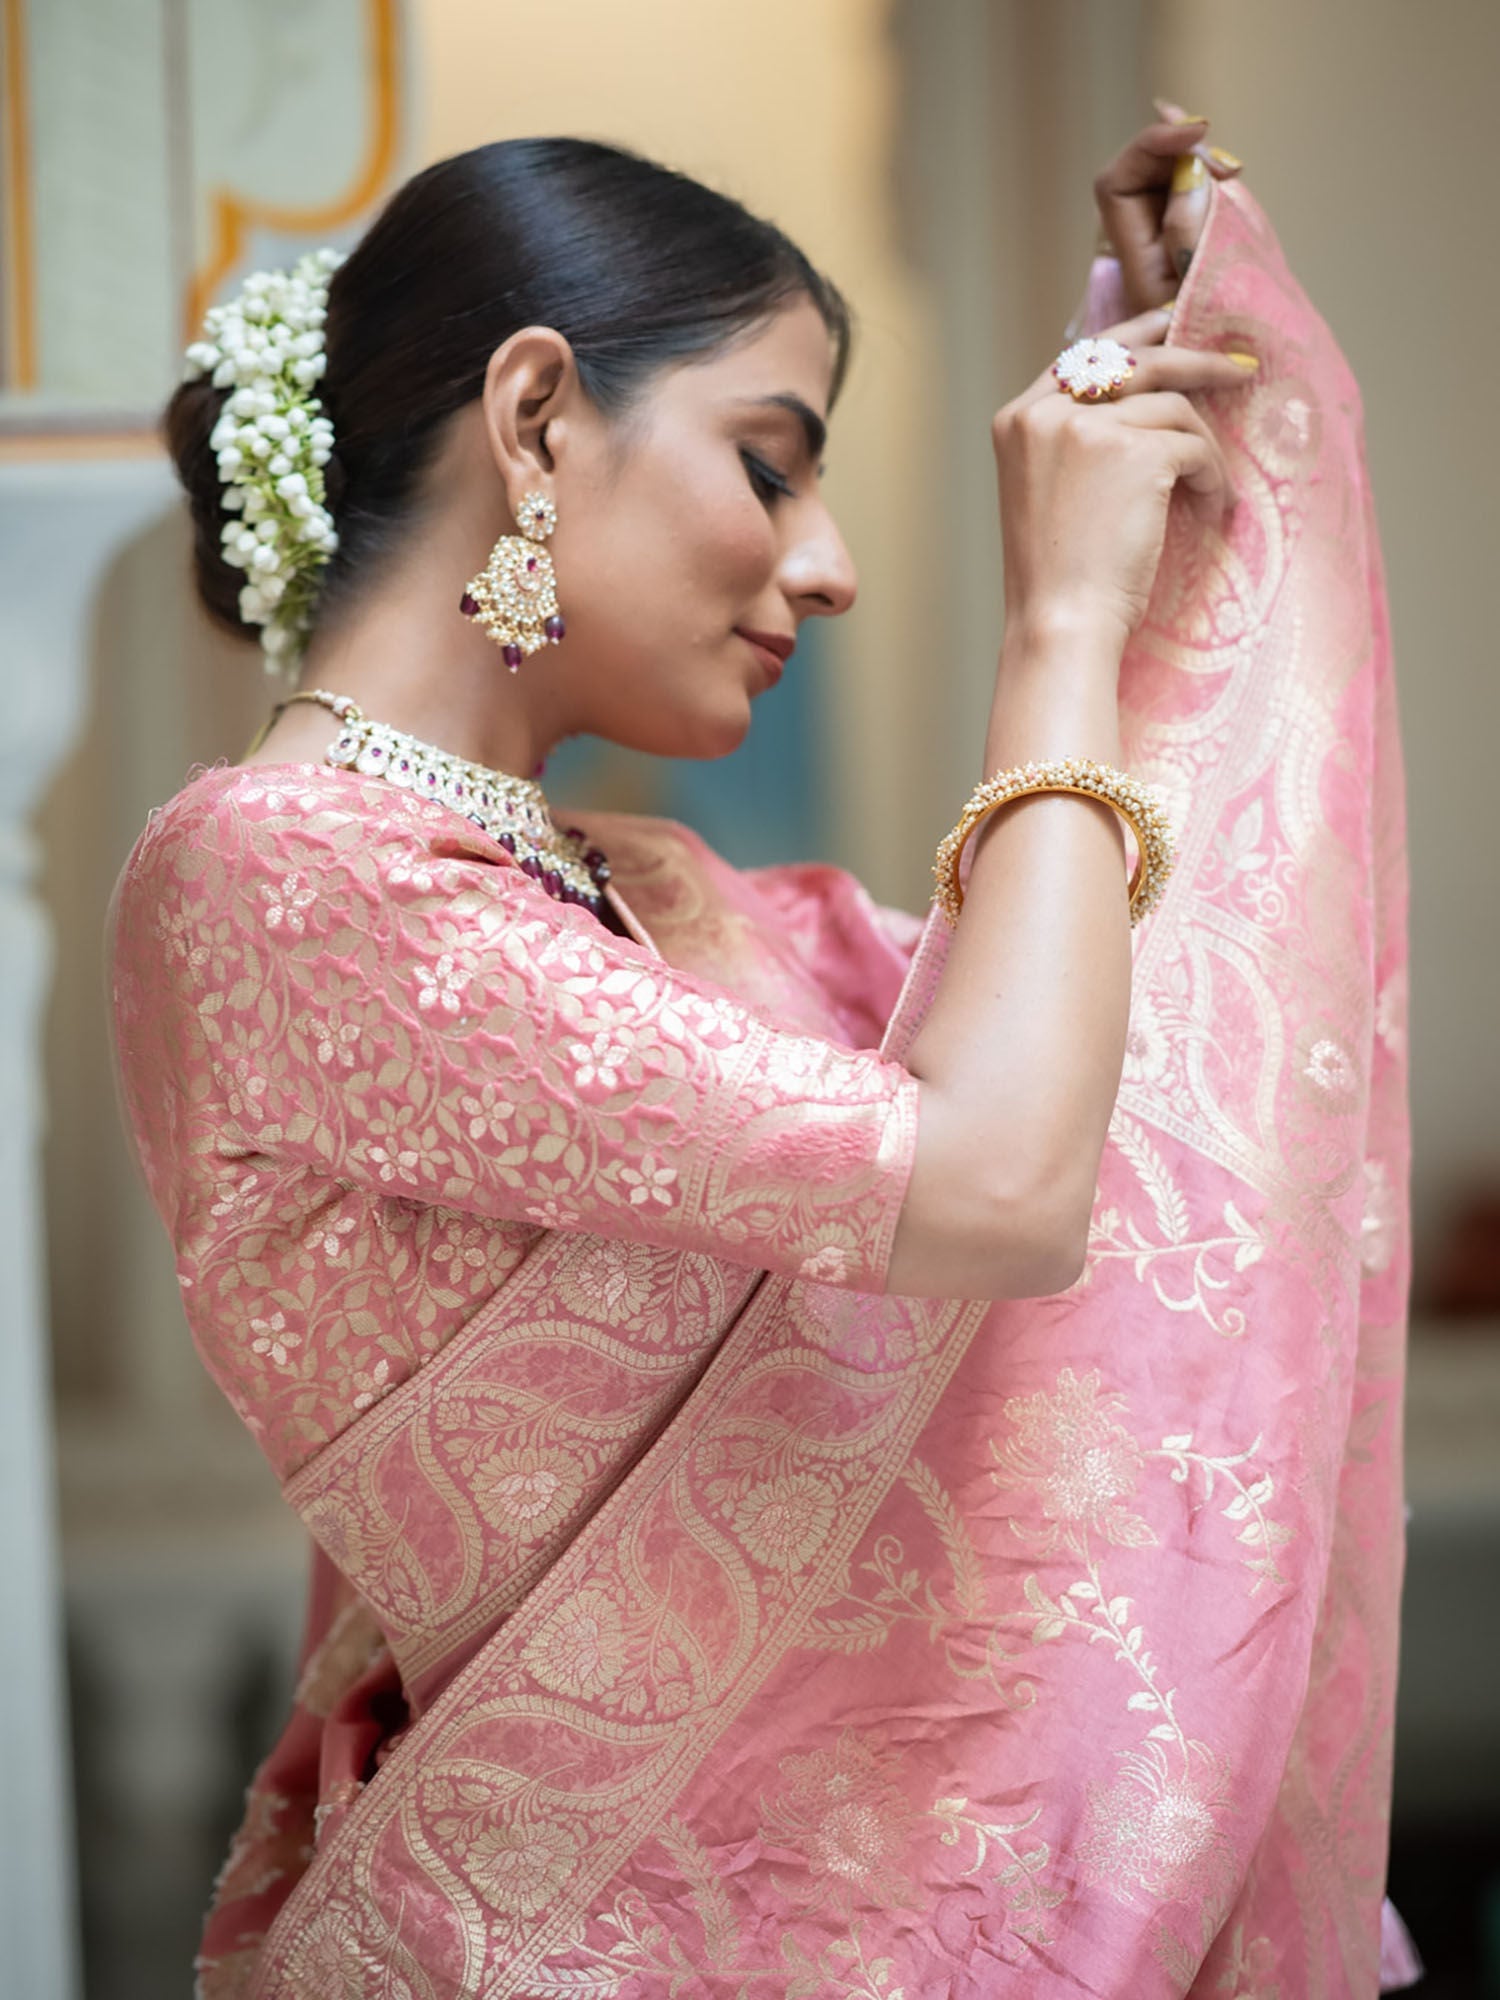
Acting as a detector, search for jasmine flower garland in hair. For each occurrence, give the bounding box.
[181,247,345,674]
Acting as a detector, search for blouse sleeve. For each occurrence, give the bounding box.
[153,774,922,1293]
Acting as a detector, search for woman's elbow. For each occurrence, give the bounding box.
[886,1172,1093,1301]
[1012,1172,1095,1295]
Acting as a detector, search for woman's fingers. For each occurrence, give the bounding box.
[1097,303,1177,352]
[1110,390,1237,509]
[1094,111,1245,310]
[1018,329,1258,415]
[1093,118,1209,308]
[1014,305,1174,407]
[1122,346,1260,399]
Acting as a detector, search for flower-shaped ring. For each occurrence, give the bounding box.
[1052,336,1138,403]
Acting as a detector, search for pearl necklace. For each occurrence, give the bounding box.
[278,689,612,913]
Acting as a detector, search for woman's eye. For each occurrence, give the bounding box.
[741,450,794,504]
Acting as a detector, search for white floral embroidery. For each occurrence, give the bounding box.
[461,1082,516,1141]
[210,1172,261,1217]
[568,1028,632,1092]
[350,1356,391,1411]
[618,1153,678,1208]
[522,1172,583,1229]
[154,906,209,969]
[250,1312,299,1367]
[314,1017,361,1067]
[388,857,436,893]
[431,1223,489,1280]
[413,951,473,1014]
[314,1214,356,1260]
[1304,1037,1357,1095]
[260,871,315,934]
[287,1910,419,2000]
[558,1239,660,1320]
[366,1144,418,1183]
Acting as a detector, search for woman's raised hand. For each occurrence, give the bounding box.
[1093,103,1244,311]
[991,309,1254,655]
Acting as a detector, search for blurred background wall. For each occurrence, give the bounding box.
[2,1,1496,1994]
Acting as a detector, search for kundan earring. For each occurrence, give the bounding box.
[460,491,566,672]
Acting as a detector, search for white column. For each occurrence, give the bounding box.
[0,455,177,2000]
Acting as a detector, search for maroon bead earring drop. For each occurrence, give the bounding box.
[460,491,566,671]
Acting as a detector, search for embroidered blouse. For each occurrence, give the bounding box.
[109,763,924,1479]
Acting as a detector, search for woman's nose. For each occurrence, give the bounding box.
[784,508,858,618]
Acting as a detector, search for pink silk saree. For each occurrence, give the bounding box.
[109,180,1413,1996]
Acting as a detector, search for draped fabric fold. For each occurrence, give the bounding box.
[109,180,1410,1998]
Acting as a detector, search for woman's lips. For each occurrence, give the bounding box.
[735,630,791,685]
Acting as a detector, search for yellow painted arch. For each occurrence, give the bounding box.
[183,0,402,340]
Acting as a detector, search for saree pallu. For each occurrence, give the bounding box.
[157,180,1406,1996]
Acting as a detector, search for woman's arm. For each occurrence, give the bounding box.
[885,304,1251,1300]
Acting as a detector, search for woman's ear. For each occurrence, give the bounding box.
[480,326,576,491]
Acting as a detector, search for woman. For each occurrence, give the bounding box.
[110,118,1413,1996]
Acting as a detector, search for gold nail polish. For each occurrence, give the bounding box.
[1171,152,1209,195]
[1167,108,1210,126]
[1208,146,1243,170]
[1226,351,1260,371]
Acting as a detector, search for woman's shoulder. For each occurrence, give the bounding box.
[119,759,511,899]
[131,757,449,847]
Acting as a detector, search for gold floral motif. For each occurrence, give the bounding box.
[1078,1742,1234,1905]
[455,1815,583,1920]
[991,1367,1155,1553]
[1084,1113,1265,1338]
[731,1473,840,1571]
[523,1587,627,1697]
[759,1732,919,1911]
[281,1908,421,1998]
[555,1238,661,1322]
[474,1446,578,1539]
[1243,371,1322,479]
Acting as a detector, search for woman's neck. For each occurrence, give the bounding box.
[247,546,568,779]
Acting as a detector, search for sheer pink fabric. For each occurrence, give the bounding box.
[109,180,1411,1997]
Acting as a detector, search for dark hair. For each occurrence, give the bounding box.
[163,137,854,642]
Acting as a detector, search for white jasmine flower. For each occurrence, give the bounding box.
[183,246,345,674]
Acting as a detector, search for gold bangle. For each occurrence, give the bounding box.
[932,758,1176,928]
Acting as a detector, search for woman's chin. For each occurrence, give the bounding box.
[624,698,752,762]
[688,701,754,761]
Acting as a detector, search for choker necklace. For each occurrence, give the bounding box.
[271,689,612,914]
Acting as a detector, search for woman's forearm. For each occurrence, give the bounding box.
[885,612,1131,1299]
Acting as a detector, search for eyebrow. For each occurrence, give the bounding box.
[736,393,828,467]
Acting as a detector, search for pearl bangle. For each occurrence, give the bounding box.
[932,758,1176,928]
